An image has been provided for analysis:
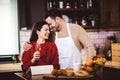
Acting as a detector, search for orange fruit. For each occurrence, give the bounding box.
[86,66,94,72]
[85,58,93,67]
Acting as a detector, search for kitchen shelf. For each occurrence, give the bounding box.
[48,8,99,12]
[84,24,120,32]
[47,0,100,27]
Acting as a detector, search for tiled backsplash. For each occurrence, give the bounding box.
[19,30,120,54]
[19,30,31,54]
[88,31,120,45]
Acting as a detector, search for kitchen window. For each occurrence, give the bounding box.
[0,0,19,59]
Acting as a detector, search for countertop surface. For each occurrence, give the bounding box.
[0,61,120,73]
[105,61,120,69]
[0,63,22,73]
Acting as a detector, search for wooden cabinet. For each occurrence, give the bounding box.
[18,0,46,29]
[18,0,120,30]
[46,0,120,30]
[100,0,120,26]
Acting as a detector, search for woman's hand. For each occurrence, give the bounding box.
[31,51,40,63]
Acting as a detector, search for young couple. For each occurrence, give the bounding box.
[22,9,96,72]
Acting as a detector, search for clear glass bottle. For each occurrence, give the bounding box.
[66,2,70,8]
[49,1,52,8]
[107,34,117,61]
[12,55,17,64]
[74,17,78,24]
[74,2,77,8]
[53,1,56,8]
[59,1,64,8]
[80,0,84,8]
[89,0,93,8]
[106,48,112,60]
[81,17,87,26]
[87,0,93,8]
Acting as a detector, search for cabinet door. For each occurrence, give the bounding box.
[18,0,46,29]
[101,0,120,26]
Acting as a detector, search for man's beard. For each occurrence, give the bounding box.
[50,27,60,32]
[50,27,56,31]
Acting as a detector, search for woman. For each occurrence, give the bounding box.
[22,21,60,72]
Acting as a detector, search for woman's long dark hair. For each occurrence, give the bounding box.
[29,21,51,42]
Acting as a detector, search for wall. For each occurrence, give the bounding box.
[19,30,120,54]
[19,30,31,54]
[87,30,120,53]
[18,0,46,29]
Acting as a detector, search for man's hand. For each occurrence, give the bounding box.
[23,42,32,51]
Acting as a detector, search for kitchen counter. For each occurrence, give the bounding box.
[0,63,22,73]
[103,61,120,80]
[105,61,120,69]
[14,72,94,80]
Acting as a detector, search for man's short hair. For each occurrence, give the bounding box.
[45,9,63,19]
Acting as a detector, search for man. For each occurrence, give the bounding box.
[24,9,96,69]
